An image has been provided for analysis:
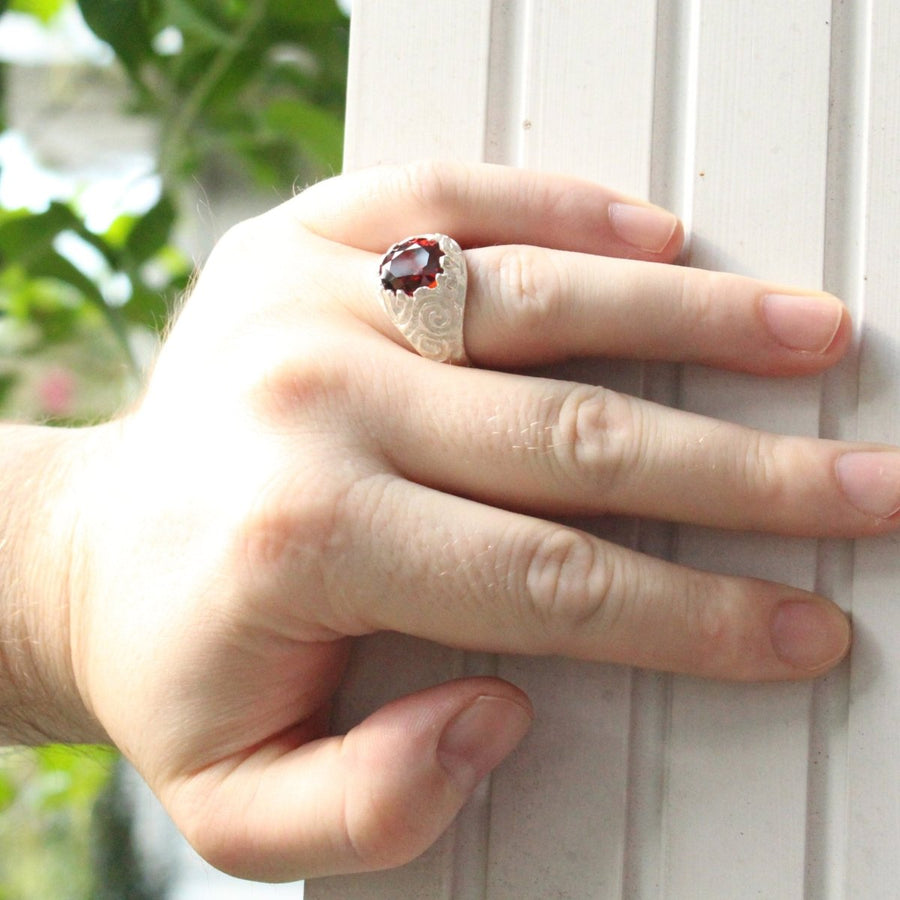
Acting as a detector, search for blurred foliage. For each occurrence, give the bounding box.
[8,0,68,21]
[0,197,184,422]
[0,0,348,895]
[1,0,348,425]
[0,745,117,898]
[80,0,348,186]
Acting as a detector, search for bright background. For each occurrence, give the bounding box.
[0,1,348,896]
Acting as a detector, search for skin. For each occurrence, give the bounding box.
[1,161,898,881]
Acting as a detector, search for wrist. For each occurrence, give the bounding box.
[0,422,106,745]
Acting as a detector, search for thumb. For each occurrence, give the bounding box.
[168,677,533,882]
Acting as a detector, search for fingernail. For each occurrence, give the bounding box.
[835,451,900,518]
[437,696,533,794]
[761,292,844,353]
[608,202,679,253]
[770,599,851,671]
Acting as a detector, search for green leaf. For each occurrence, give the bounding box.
[0,769,16,813]
[124,194,176,264]
[262,97,344,172]
[0,204,122,277]
[77,0,161,78]
[9,0,67,22]
[123,283,171,330]
[0,204,85,267]
[0,375,16,410]
[34,745,115,809]
[268,0,346,26]
[26,249,106,307]
[166,0,238,49]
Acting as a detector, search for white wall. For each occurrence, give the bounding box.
[309,2,900,898]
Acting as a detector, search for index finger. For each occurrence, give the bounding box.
[291,160,684,260]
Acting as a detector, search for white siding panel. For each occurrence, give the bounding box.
[663,3,833,896]
[342,1,493,169]
[847,1,900,895]
[309,1,900,897]
[486,6,660,898]
[515,0,658,190]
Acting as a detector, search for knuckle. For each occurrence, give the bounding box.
[675,266,716,334]
[340,733,454,872]
[520,528,616,650]
[217,215,262,251]
[168,783,262,881]
[737,429,783,502]
[494,245,562,335]
[538,385,643,499]
[231,469,392,632]
[342,793,430,872]
[676,571,724,654]
[188,213,307,326]
[234,472,347,585]
[248,336,355,423]
[684,576,757,676]
[290,160,468,241]
[393,159,466,215]
[181,817,244,879]
[648,569,766,679]
[209,214,278,269]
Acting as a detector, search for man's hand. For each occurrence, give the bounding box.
[6,163,894,880]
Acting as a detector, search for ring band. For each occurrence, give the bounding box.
[378,234,468,364]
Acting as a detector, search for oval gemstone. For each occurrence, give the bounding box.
[380,237,443,295]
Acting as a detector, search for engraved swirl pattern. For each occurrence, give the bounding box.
[379,234,468,363]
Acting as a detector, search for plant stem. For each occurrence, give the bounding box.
[158,0,270,186]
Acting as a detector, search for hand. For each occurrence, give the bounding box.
[23,163,900,879]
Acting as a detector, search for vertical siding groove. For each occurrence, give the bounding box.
[621,1,697,895]
[451,6,538,893]
[622,668,672,900]
[805,0,873,896]
[483,0,532,167]
[449,654,501,900]
[846,0,900,893]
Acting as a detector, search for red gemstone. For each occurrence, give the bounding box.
[380,237,443,295]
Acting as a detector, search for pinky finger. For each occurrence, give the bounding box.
[165,678,533,882]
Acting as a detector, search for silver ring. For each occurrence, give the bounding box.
[378,233,468,364]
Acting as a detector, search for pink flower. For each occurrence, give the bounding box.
[36,367,77,418]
